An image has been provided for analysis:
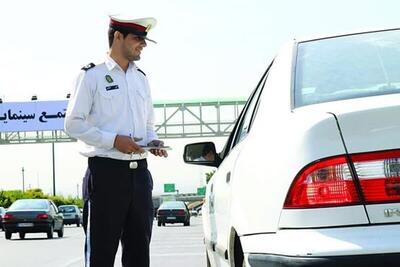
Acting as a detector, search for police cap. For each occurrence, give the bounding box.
[109,14,157,44]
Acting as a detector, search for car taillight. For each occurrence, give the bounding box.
[176,210,185,216]
[284,155,360,209]
[36,214,49,220]
[351,150,400,203]
[157,210,166,215]
[3,214,14,221]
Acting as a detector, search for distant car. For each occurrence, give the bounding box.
[3,199,64,239]
[0,207,6,230]
[184,28,400,266]
[157,201,190,226]
[58,205,82,227]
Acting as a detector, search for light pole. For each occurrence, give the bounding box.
[52,142,56,196]
[21,167,25,193]
[36,172,40,189]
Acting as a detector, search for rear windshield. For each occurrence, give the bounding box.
[159,201,186,209]
[59,206,76,213]
[295,29,400,107]
[9,199,48,211]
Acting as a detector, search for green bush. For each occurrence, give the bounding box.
[205,170,216,184]
[0,189,83,209]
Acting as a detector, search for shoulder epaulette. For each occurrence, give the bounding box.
[81,63,96,71]
[137,68,146,76]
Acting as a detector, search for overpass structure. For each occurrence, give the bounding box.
[0,98,246,196]
[0,98,246,144]
[152,193,205,208]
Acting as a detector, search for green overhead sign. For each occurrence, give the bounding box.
[164,183,176,193]
[197,186,206,196]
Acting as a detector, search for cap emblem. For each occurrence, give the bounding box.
[146,24,152,32]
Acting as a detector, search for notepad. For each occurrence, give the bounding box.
[140,146,172,151]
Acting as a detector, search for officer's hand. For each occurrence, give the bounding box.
[114,135,145,154]
[148,140,168,157]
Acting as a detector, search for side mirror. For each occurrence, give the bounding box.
[183,142,219,167]
[190,210,198,217]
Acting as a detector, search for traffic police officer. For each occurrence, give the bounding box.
[65,15,167,267]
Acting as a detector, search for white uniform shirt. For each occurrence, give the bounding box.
[64,56,158,160]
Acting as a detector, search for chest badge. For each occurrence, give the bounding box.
[105,75,114,83]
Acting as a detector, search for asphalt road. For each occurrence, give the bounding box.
[0,216,206,267]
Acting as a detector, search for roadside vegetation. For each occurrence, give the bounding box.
[0,188,83,208]
[205,170,215,183]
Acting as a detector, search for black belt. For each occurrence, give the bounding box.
[90,157,147,170]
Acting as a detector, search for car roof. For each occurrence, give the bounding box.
[295,27,400,43]
[14,199,48,202]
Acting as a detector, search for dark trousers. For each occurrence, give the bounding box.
[83,157,154,267]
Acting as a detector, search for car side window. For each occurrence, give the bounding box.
[49,203,55,214]
[50,202,58,214]
[218,61,273,159]
[231,65,270,148]
[233,85,263,145]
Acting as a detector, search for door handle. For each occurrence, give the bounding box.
[226,172,231,183]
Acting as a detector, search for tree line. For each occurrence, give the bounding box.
[0,188,83,208]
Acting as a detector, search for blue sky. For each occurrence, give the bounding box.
[0,0,399,195]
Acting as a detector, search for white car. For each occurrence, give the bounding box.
[184,28,400,267]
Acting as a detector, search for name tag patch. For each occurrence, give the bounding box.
[106,85,119,91]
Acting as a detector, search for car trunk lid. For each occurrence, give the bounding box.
[331,95,400,224]
[6,210,48,221]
